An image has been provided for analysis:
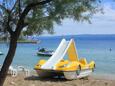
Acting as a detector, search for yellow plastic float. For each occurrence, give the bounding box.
[34,39,95,79]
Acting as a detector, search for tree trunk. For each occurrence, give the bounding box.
[0,35,18,86]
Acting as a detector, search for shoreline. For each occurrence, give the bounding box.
[0,41,38,44]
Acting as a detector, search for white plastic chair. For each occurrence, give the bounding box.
[0,65,17,77]
[17,66,30,77]
[8,66,18,77]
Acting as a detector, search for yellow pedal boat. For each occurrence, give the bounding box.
[34,39,95,79]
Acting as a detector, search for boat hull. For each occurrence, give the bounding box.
[64,69,92,80]
[35,69,63,78]
[35,69,93,79]
[37,52,53,57]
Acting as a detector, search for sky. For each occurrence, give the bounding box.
[43,0,115,36]
[0,0,115,36]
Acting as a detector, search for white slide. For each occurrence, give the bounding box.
[41,39,69,69]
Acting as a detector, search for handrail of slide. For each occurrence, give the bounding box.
[41,39,69,69]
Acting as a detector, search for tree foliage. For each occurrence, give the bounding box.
[0,0,101,36]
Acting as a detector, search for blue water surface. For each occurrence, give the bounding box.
[0,35,115,76]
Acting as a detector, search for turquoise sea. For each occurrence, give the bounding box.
[0,35,115,78]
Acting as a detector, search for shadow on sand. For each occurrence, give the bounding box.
[24,75,68,82]
[24,75,89,82]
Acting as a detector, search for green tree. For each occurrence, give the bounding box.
[0,0,101,85]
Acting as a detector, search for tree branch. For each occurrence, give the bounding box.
[5,14,14,35]
[15,0,52,36]
[20,0,52,21]
[0,4,10,13]
[11,0,18,12]
[27,0,52,8]
[18,0,21,17]
[0,3,14,35]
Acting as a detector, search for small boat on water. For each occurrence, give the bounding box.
[0,51,3,55]
[37,48,54,56]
